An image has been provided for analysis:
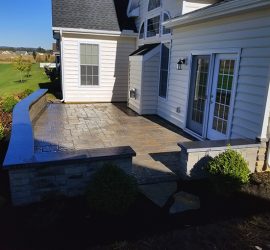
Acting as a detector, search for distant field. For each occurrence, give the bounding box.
[0,63,49,97]
[0,54,35,63]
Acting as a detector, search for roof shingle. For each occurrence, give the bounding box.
[52,0,137,32]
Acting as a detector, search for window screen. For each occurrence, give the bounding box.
[147,16,160,37]
[80,44,99,86]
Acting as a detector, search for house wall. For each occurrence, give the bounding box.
[62,33,136,102]
[164,8,270,140]
[128,56,143,113]
[141,52,160,114]
[135,0,214,45]
[182,0,212,15]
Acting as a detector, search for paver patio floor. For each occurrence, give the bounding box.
[33,103,193,184]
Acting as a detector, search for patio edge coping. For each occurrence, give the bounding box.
[3,89,48,167]
[178,138,261,153]
[3,89,137,169]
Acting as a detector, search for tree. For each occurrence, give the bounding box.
[36,46,46,53]
[33,51,37,60]
[25,60,32,77]
[13,56,27,83]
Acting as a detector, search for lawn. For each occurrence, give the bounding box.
[0,63,49,97]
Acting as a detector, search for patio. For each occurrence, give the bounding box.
[33,103,193,184]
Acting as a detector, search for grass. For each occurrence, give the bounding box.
[0,63,49,97]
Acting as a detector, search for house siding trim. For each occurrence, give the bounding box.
[164,0,270,29]
[53,27,138,38]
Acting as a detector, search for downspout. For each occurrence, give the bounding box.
[60,28,65,102]
[266,119,270,170]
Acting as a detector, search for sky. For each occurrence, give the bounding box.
[0,0,53,49]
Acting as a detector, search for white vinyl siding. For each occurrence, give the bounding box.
[164,9,270,140]
[128,56,143,113]
[62,34,136,102]
[141,53,160,114]
[128,47,161,115]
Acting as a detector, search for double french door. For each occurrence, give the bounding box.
[187,53,237,140]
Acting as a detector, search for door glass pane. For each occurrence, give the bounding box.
[187,55,210,136]
[212,59,235,134]
[191,57,209,124]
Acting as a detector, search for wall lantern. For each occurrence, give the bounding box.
[177,58,187,70]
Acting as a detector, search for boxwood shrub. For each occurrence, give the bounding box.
[207,148,250,194]
[86,164,138,215]
[2,96,18,113]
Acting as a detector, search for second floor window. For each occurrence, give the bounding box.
[163,13,171,34]
[139,23,145,39]
[147,16,160,37]
[148,0,161,11]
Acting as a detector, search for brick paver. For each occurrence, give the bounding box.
[33,103,193,183]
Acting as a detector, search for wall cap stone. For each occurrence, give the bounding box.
[5,146,136,170]
[3,89,48,167]
[178,138,261,153]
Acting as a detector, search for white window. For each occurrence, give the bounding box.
[162,13,171,35]
[80,44,99,86]
[139,22,145,39]
[147,16,160,37]
[148,0,161,11]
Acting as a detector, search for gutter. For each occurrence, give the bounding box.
[164,0,270,28]
[60,29,65,102]
[52,27,137,38]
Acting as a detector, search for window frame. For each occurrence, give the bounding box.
[148,0,161,11]
[162,12,171,35]
[139,22,145,40]
[158,42,171,99]
[146,15,161,38]
[184,49,241,140]
[78,41,100,87]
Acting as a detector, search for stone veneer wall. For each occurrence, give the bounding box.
[29,94,48,122]
[3,89,136,206]
[256,116,270,171]
[179,140,260,179]
[9,157,132,206]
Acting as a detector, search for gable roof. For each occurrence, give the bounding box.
[164,0,270,28]
[52,0,137,32]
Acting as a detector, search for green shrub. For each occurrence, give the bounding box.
[86,164,138,215]
[207,149,250,194]
[18,89,34,99]
[2,96,18,113]
[0,123,4,140]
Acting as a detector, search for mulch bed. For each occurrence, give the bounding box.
[0,137,270,250]
[0,108,12,134]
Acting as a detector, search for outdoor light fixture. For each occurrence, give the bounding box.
[177,58,187,70]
